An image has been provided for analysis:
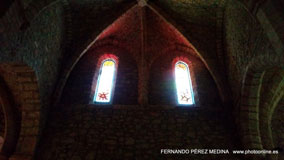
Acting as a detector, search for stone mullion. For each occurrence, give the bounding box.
[138,64,149,106]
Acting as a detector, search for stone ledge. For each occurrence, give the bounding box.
[59,104,225,112]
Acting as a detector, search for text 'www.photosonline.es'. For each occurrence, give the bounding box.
[160,149,279,155]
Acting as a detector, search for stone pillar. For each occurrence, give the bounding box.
[138,64,149,106]
[137,6,149,106]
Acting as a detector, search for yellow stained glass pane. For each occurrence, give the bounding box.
[94,59,116,103]
[103,60,114,66]
[177,63,187,70]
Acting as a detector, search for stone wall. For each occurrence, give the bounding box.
[61,42,221,107]
[60,4,223,108]
[225,1,284,158]
[3,0,284,159]
[40,3,237,159]
[0,2,64,140]
[36,104,239,160]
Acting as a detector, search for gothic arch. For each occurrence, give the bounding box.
[55,2,231,107]
[52,4,137,106]
[239,54,284,160]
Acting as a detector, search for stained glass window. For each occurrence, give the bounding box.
[94,59,116,103]
[175,61,194,105]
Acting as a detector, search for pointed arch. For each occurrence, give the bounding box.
[52,3,137,105]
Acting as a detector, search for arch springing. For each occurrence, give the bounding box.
[175,61,194,105]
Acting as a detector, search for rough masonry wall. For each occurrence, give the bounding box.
[36,104,239,160]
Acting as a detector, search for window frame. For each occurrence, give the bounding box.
[91,54,119,105]
[172,57,199,107]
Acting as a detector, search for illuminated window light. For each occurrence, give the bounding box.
[94,59,116,103]
[175,61,194,105]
